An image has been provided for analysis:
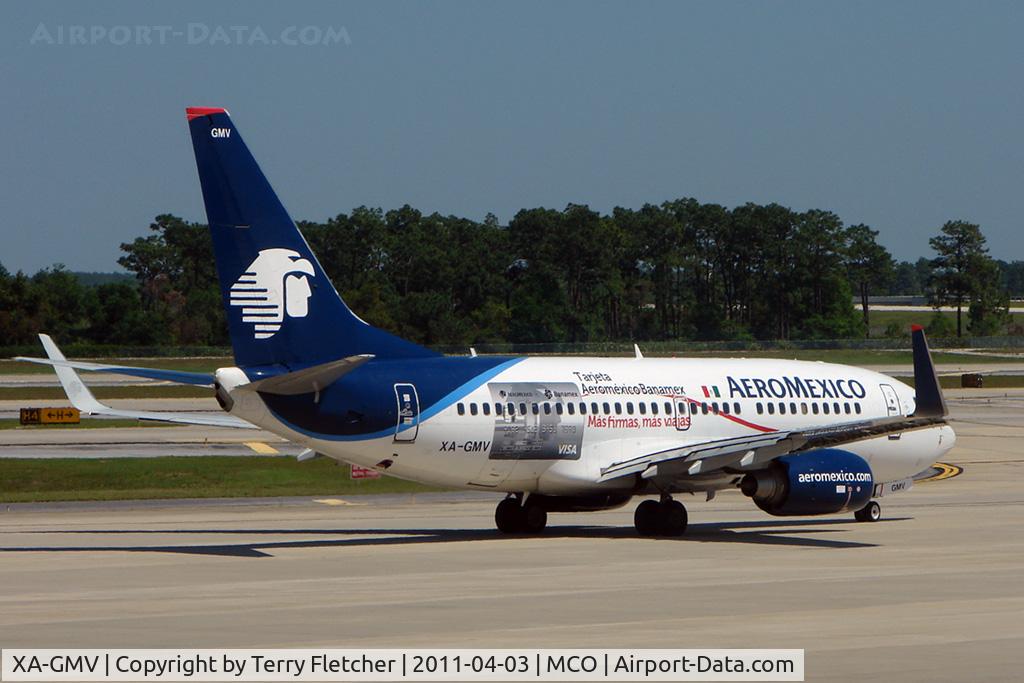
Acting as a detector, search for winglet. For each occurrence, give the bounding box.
[36,334,106,414]
[633,343,644,359]
[911,326,947,417]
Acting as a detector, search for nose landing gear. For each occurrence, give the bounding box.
[634,496,688,537]
[495,494,548,534]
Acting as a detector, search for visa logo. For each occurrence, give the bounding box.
[558,443,578,456]
[211,127,231,138]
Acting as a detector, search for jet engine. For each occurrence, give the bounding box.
[740,449,873,516]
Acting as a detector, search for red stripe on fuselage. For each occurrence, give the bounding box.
[686,397,775,433]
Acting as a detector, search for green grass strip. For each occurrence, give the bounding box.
[0,456,442,503]
[897,374,1024,389]
[0,386,211,400]
[0,418,178,430]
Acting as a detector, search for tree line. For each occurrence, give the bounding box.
[0,202,1017,349]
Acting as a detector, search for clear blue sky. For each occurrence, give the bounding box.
[2,0,1021,272]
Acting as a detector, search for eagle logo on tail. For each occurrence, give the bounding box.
[230,248,315,339]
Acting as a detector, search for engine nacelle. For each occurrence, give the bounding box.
[740,449,873,516]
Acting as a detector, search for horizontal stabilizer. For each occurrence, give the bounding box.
[237,355,374,395]
[15,348,214,387]
[22,334,255,429]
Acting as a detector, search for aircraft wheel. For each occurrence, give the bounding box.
[495,498,523,533]
[661,500,688,536]
[521,501,548,534]
[634,499,661,536]
[854,500,881,523]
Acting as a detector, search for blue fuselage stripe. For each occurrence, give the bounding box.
[266,357,525,442]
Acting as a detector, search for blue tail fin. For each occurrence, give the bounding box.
[186,107,438,368]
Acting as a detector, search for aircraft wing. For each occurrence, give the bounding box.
[599,325,948,484]
[16,334,256,429]
[597,414,945,483]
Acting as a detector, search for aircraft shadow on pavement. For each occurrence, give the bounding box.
[0,517,906,556]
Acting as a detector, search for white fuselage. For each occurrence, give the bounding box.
[219,357,956,496]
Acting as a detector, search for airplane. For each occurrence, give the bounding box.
[16,107,956,537]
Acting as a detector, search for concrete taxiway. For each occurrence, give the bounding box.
[1,390,1023,681]
[0,399,300,458]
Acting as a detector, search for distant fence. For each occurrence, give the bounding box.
[3,336,1023,360]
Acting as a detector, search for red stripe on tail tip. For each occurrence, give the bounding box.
[186,107,228,121]
[911,324,924,332]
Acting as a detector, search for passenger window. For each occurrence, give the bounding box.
[470,403,478,416]
[823,403,830,415]
[614,402,622,414]
[555,403,563,415]
[638,402,646,415]
[457,403,465,416]
[543,403,551,415]
[812,403,819,415]
[495,403,503,416]
[855,403,862,415]
[712,402,719,414]
[844,402,851,414]
[567,402,574,415]
[580,402,587,415]
[734,402,741,415]
[651,402,659,415]
[520,402,527,415]
[790,402,797,414]
[507,402,515,416]
[592,402,599,414]
[833,402,841,414]
[701,402,709,415]
[626,402,634,415]
[664,401,672,414]
[779,403,786,415]
[721,402,730,414]
[482,403,490,416]
[767,403,775,415]
[603,402,610,414]
[801,403,808,415]
[532,403,539,415]
[757,402,764,415]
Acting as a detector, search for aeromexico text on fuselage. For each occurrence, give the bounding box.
[576,375,869,401]
[726,375,868,400]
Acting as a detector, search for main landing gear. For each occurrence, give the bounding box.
[634,496,688,537]
[495,494,548,534]
[854,500,881,522]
